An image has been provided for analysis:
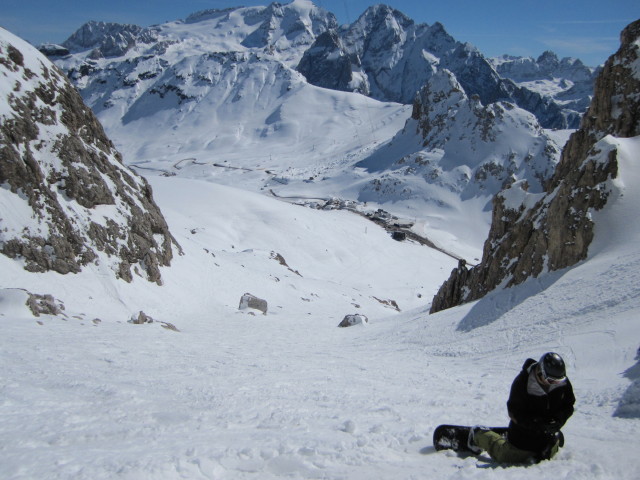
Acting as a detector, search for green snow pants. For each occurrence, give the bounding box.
[473,430,559,464]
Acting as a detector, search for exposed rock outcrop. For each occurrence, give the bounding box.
[0,28,178,284]
[239,293,268,315]
[430,19,640,314]
[338,314,368,328]
[61,21,157,58]
[297,30,362,93]
[26,292,64,317]
[296,5,587,128]
[356,69,560,206]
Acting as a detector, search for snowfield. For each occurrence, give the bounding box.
[1,136,640,479]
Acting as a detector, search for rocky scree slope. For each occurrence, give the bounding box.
[0,28,177,284]
[430,19,640,313]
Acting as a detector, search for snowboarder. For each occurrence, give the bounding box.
[468,352,575,463]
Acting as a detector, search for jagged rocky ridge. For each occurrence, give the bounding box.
[430,19,640,314]
[296,4,595,128]
[355,69,561,204]
[0,28,178,284]
[490,51,598,128]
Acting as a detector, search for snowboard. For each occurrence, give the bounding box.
[433,425,508,453]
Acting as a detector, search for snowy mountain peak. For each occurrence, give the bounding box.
[491,50,595,83]
[62,20,156,58]
[537,49,560,66]
[298,5,579,127]
[352,3,414,32]
[240,0,337,50]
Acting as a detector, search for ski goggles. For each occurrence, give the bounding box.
[538,365,567,385]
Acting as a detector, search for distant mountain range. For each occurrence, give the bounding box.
[42,2,597,130]
[32,0,599,254]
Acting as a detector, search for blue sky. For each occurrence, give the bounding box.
[1,0,638,66]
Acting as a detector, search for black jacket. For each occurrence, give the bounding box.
[507,358,575,455]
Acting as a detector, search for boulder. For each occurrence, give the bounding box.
[129,311,153,324]
[26,293,64,317]
[239,293,268,315]
[338,314,368,328]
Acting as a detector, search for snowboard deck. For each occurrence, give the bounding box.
[433,424,508,453]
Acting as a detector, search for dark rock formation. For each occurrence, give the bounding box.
[430,19,640,314]
[239,293,268,315]
[297,5,584,128]
[297,30,360,93]
[26,292,64,317]
[338,314,368,328]
[0,29,178,284]
[61,21,156,58]
[37,44,70,57]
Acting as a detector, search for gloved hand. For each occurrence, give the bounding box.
[542,419,561,435]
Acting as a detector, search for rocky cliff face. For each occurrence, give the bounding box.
[430,19,640,314]
[62,21,157,58]
[0,28,178,284]
[298,6,510,106]
[492,50,596,83]
[296,4,589,129]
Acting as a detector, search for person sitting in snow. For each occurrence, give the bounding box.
[469,352,575,463]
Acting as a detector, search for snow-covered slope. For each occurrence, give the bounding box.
[2,11,640,479]
[1,126,639,480]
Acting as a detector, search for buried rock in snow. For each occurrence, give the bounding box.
[26,292,65,317]
[239,293,268,315]
[338,314,368,328]
[129,311,154,324]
